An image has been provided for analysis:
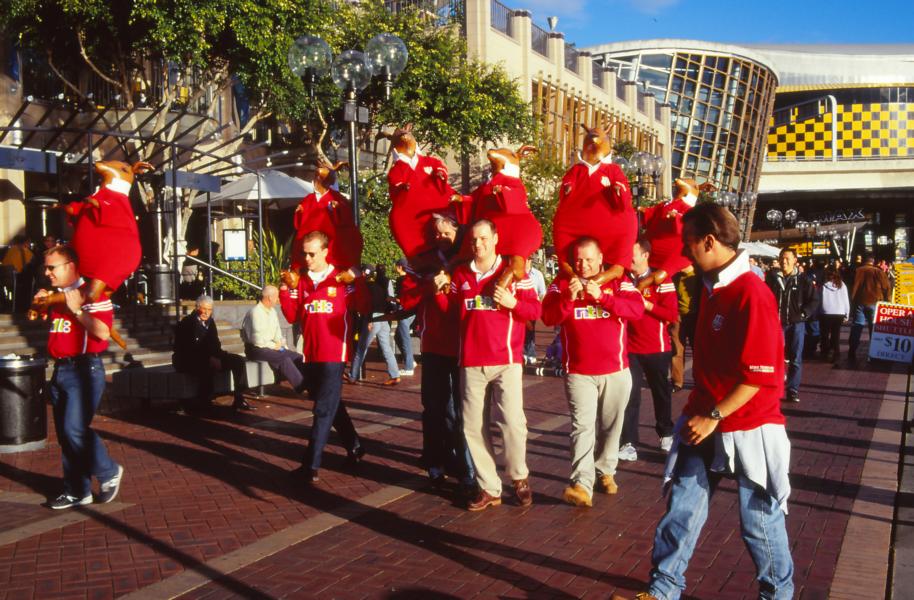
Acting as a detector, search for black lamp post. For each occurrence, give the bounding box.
[628,151,665,207]
[288,33,408,227]
[766,208,798,243]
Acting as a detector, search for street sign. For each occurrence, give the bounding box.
[869,302,914,363]
[894,263,914,306]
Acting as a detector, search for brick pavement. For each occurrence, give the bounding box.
[0,333,904,599]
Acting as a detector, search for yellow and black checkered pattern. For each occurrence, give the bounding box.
[767,102,914,159]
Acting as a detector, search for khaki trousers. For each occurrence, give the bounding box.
[461,364,528,496]
[565,369,632,494]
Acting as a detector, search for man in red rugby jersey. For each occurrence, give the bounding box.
[448,219,541,511]
[616,203,793,600]
[35,245,124,510]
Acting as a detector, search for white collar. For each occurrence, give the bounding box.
[497,162,520,179]
[59,277,85,292]
[392,148,420,170]
[704,250,750,291]
[308,264,334,285]
[100,179,132,196]
[581,153,614,176]
[470,255,502,281]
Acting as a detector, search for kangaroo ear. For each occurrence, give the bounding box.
[132,161,154,174]
[404,122,414,132]
[332,161,350,172]
[517,145,538,159]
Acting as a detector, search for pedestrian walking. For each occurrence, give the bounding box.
[819,265,850,365]
[848,255,891,365]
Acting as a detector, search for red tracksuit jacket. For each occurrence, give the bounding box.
[279,267,371,363]
[626,273,679,355]
[446,257,541,367]
[47,280,114,358]
[642,198,694,275]
[69,186,142,290]
[399,271,459,358]
[541,276,644,375]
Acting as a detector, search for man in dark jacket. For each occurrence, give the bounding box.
[172,294,252,411]
[766,248,818,402]
[848,255,891,364]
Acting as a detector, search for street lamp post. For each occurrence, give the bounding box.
[628,151,665,207]
[288,33,408,227]
[766,208,798,242]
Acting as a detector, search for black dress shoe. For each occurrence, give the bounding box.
[233,398,256,411]
[344,445,366,469]
[290,465,320,483]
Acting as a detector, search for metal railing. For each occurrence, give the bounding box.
[181,254,262,293]
[490,0,513,36]
[531,24,549,57]
[564,43,579,73]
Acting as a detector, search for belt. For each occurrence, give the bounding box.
[53,353,103,365]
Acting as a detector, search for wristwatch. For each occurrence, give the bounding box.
[709,408,724,421]
[73,308,84,317]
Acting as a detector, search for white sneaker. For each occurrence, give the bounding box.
[659,436,673,452]
[618,443,638,462]
[400,369,414,377]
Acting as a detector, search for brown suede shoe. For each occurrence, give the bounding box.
[562,483,592,507]
[609,593,658,600]
[467,489,502,511]
[383,377,401,386]
[598,473,618,494]
[513,478,533,507]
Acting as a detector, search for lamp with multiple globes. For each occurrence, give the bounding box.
[288,33,408,226]
[629,151,665,207]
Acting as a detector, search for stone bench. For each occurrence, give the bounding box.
[111,360,276,408]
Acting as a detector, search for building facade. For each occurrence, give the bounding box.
[587,40,778,196]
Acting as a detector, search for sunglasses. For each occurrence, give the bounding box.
[44,261,72,273]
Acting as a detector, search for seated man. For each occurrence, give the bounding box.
[172,294,254,411]
[241,285,307,394]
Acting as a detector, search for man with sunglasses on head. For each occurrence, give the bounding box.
[34,245,124,510]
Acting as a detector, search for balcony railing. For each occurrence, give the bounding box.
[531,24,548,57]
[564,43,579,73]
[592,66,604,88]
[490,0,513,36]
[385,0,464,25]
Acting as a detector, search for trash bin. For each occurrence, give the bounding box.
[0,356,48,453]
[151,263,176,305]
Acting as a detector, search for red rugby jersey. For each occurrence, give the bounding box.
[541,276,644,375]
[684,253,786,433]
[447,257,541,367]
[399,272,459,357]
[279,266,371,363]
[46,280,113,359]
[626,273,679,355]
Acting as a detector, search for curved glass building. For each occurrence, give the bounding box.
[586,40,779,194]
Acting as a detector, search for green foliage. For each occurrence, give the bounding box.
[212,256,260,300]
[523,129,567,249]
[256,228,292,286]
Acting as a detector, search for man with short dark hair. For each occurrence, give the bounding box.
[619,203,793,600]
[542,236,643,507]
[621,238,677,460]
[174,294,254,411]
[766,248,818,402]
[449,219,541,511]
[848,254,890,365]
[36,245,124,509]
[280,230,370,482]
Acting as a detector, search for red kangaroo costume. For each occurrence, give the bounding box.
[289,189,362,273]
[387,151,458,259]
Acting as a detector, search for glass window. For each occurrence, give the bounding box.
[704,124,717,140]
[708,107,721,125]
[671,76,684,93]
[686,154,697,171]
[710,89,723,107]
[730,63,742,79]
[701,142,714,158]
[672,150,683,167]
[702,69,714,86]
[685,62,699,79]
[674,115,691,132]
[684,80,696,98]
[679,97,693,114]
[640,54,673,70]
[691,120,704,137]
[667,92,680,109]
[714,73,726,90]
[697,85,710,103]
[694,103,707,120]
[698,158,711,173]
[689,137,702,153]
[674,57,688,75]
[717,58,730,73]
[640,68,670,89]
[674,132,687,148]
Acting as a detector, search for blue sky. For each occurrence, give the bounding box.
[514,0,914,49]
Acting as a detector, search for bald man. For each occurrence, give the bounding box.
[242,285,307,394]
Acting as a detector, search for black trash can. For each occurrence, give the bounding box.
[151,263,176,305]
[0,356,48,453]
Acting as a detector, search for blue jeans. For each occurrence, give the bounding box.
[848,304,876,356]
[350,315,399,379]
[648,440,794,600]
[395,314,415,371]
[49,356,119,498]
[301,362,360,470]
[782,323,805,394]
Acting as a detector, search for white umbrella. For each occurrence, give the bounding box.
[191,170,314,209]
[739,241,780,258]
